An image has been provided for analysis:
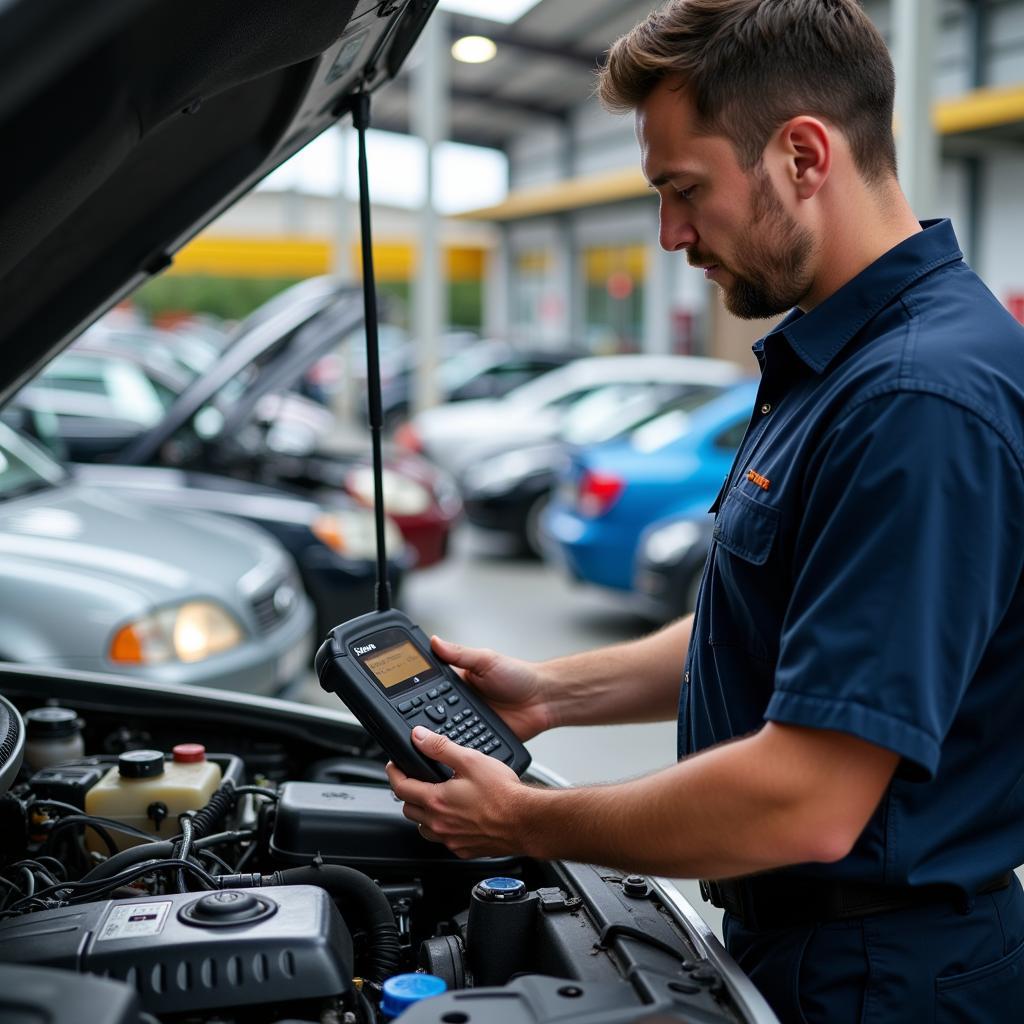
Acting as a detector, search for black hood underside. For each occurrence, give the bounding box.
[0,0,434,404]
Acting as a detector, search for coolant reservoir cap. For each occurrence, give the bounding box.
[172,743,206,763]
[474,876,526,901]
[381,974,447,1018]
[117,750,165,779]
[25,707,80,739]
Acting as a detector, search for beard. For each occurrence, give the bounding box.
[693,163,815,320]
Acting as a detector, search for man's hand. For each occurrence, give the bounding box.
[386,725,532,859]
[431,635,553,741]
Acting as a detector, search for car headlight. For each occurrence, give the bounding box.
[312,508,404,560]
[642,520,702,565]
[109,601,244,665]
[346,466,433,517]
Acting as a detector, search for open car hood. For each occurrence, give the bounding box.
[118,277,365,464]
[0,0,435,404]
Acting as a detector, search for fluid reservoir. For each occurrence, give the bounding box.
[84,745,222,852]
[23,707,85,772]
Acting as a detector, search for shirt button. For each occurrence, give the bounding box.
[760,402,772,415]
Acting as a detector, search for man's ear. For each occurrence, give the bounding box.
[775,116,831,200]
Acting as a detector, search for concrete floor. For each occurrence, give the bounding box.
[299,522,725,937]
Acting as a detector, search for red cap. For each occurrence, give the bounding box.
[172,743,206,763]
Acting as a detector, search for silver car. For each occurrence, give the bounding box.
[0,422,313,695]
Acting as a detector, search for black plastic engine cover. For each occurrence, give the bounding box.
[0,884,352,1015]
[0,963,140,1024]
[270,781,518,872]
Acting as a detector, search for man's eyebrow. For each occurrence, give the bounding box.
[647,170,699,188]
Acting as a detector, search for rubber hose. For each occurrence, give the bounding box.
[80,841,176,883]
[268,864,401,983]
[185,782,236,840]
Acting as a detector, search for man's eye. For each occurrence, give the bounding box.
[675,186,696,200]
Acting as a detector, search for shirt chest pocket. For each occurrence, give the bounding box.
[712,488,779,565]
[707,488,782,660]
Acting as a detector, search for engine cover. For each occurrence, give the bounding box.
[0,884,353,1015]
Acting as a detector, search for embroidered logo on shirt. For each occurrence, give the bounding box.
[746,470,771,492]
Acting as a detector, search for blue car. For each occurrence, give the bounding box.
[543,379,759,592]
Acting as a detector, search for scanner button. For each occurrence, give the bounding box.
[457,723,469,733]
[427,688,440,699]
[444,719,454,730]
[411,696,424,706]
[472,725,484,735]
[425,704,448,723]
[453,712,463,723]
[482,741,498,754]
[398,701,413,713]
[438,682,452,694]
[446,695,460,705]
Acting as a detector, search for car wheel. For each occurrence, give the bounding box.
[520,490,552,560]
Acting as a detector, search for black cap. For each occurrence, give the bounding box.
[117,750,165,779]
[25,707,80,740]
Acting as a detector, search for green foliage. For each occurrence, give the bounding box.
[133,275,303,322]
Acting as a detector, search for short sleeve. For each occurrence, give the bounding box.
[767,391,1024,780]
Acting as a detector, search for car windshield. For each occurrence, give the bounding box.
[0,422,67,500]
[561,383,725,446]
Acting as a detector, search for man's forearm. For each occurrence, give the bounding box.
[539,615,693,729]
[512,723,897,879]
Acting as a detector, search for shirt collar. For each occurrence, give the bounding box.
[757,219,963,374]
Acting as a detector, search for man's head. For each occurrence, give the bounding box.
[598,0,900,317]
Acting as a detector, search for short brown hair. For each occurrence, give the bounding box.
[598,0,897,183]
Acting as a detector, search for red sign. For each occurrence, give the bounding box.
[1007,294,1024,325]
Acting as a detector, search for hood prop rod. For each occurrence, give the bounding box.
[351,91,391,613]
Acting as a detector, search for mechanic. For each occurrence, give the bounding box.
[386,1,1024,1020]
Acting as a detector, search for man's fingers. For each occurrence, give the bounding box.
[385,757,435,805]
[431,635,496,683]
[411,724,478,773]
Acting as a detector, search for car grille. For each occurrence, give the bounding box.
[249,575,299,635]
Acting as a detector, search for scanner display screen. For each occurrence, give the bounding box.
[363,641,432,689]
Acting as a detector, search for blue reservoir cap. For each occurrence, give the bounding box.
[381,973,447,1018]
[476,876,527,901]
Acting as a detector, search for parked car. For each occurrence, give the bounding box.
[543,379,759,593]
[0,422,314,696]
[396,354,743,478]
[632,510,717,623]
[16,281,461,569]
[377,339,579,431]
[71,460,408,640]
[0,2,777,1021]
[460,379,731,556]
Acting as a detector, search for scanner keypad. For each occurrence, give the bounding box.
[396,684,505,763]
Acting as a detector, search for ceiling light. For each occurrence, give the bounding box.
[451,35,497,63]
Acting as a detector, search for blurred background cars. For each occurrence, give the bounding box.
[15,279,461,570]
[0,422,314,695]
[395,354,743,479]
[460,378,735,557]
[376,338,581,431]
[543,378,759,595]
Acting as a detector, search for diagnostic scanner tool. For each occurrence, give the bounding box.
[314,93,530,785]
[316,610,530,782]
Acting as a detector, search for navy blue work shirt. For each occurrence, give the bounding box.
[681,219,1024,896]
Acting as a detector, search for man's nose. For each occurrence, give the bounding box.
[659,202,698,253]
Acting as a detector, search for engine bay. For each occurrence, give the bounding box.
[0,670,761,1024]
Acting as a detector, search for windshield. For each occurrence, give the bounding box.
[561,383,725,446]
[0,422,66,499]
